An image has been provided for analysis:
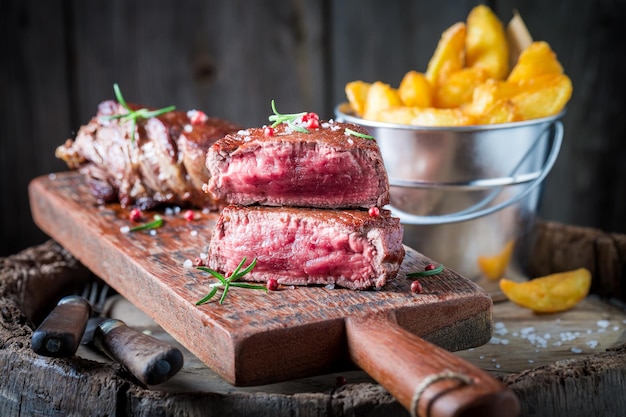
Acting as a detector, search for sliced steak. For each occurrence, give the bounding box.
[205,121,390,209]
[207,205,405,290]
[55,100,240,210]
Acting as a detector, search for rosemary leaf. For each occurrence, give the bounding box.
[128,215,163,232]
[407,264,445,278]
[344,127,376,140]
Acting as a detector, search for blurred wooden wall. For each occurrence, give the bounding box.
[1,0,625,257]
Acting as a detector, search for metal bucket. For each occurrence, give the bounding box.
[335,103,564,281]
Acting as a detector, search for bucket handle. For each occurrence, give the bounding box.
[389,120,563,225]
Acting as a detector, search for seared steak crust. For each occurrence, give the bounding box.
[205,121,390,209]
[55,100,240,209]
[207,205,405,290]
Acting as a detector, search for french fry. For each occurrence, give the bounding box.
[510,73,573,119]
[425,22,467,87]
[464,78,524,116]
[466,4,509,80]
[362,81,403,121]
[507,41,564,82]
[343,7,572,127]
[472,100,522,124]
[399,71,433,108]
[500,268,591,313]
[345,81,371,117]
[376,106,474,126]
[435,67,489,108]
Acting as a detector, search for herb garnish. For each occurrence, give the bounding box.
[344,127,376,140]
[407,264,444,278]
[104,83,176,144]
[268,100,310,133]
[195,257,267,305]
[128,214,164,232]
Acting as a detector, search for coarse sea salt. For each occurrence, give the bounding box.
[597,319,610,328]
[571,347,583,354]
[190,230,198,237]
[120,226,130,234]
[183,259,193,268]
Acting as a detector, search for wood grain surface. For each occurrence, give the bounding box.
[28,171,521,416]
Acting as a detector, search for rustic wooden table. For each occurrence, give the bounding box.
[2,219,626,417]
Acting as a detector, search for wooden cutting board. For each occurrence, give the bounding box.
[29,171,519,417]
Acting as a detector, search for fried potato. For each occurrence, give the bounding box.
[466,4,509,80]
[398,71,433,108]
[425,22,466,87]
[473,100,522,124]
[435,67,489,108]
[464,78,524,116]
[362,81,403,121]
[345,81,371,117]
[477,240,515,280]
[510,73,573,119]
[507,41,564,82]
[376,106,474,126]
[500,268,591,313]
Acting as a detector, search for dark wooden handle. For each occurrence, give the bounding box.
[345,314,520,417]
[94,319,184,386]
[31,295,91,357]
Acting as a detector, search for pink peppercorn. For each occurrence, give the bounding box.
[264,126,275,136]
[129,208,143,222]
[187,109,208,125]
[368,207,380,217]
[267,278,279,291]
[184,210,195,221]
[411,280,423,294]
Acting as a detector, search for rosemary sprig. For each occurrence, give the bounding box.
[104,83,176,144]
[344,127,376,140]
[128,214,164,232]
[407,264,445,278]
[268,100,309,133]
[195,257,267,305]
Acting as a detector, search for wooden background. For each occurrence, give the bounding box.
[1,0,625,257]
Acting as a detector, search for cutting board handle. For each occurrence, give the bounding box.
[346,313,520,417]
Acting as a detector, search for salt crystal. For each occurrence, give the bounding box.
[479,355,485,360]
[500,339,510,345]
[165,207,174,215]
[494,322,506,329]
[200,252,207,260]
[586,340,599,349]
[613,326,620,331]
[489,337,502,344]
[325,284,335,290]
[495,364,501,369]
[237,129,250,136]
[48,173,57,180]
[571,347,583,354]
[190,230,198,237]
[120,226,130,234]
[528,359,535,364]
[183,259,193,268]
[149,230,157,236]
[184,124,193,133]
[597,319,610,328]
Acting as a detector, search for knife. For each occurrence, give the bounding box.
[31,295,91,357]
[83,317,184,386]
[31,290,184,386]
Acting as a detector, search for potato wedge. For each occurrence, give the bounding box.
[477,240,515,280]
[376,106,474,126]
[466,5,509,80]
[464,78,525,116]
[507,41,564,82]
[435,67,489,108]
[500,268,591,313]
[425,22,466,87]
[510,73,573,119]
[472,100,522,124]
[399,71,433,108]
[345,81,371,117]
[362,81,403,121]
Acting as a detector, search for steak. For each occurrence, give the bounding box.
[207,205,405,290]
[205,121,390,209]
[55,100,240,210]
